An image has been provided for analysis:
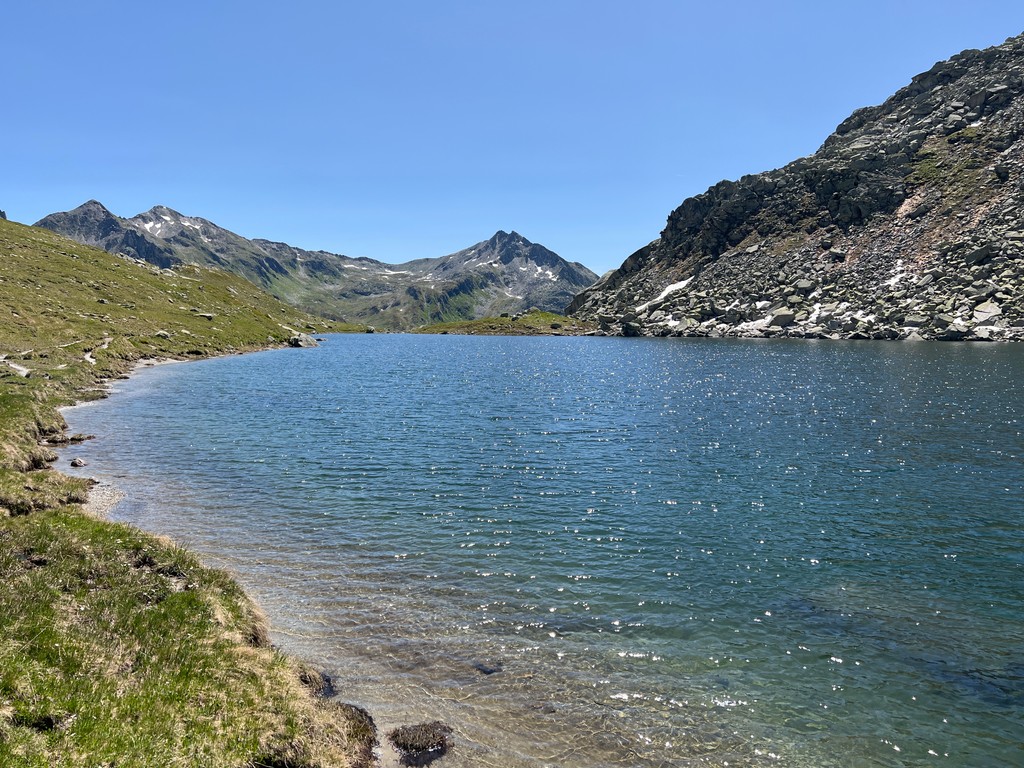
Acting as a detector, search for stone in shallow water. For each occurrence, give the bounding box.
[387,721,453,765]
[287,332,318,348]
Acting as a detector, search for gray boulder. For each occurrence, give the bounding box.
[287,333,318,348]
[973,301,1002,323]
[768,309,797,327]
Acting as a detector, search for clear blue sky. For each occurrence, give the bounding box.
[5,1,1024,274]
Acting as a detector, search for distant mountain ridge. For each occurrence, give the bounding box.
[569,32,1024,341]
[36,202,598,329]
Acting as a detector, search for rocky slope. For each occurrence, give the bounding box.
[36,204,597,330]
[569,32,1024,341]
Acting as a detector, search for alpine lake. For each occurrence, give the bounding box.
[60,334,1024,768]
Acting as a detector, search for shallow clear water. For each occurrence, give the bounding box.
[62,335,1024,767]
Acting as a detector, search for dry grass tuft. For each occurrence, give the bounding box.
[296,663,331,698]
[337,703,378,767]
[244,601,272,649]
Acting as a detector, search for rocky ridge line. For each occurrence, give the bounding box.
[568,32,1024,341]
[35,203,597,330]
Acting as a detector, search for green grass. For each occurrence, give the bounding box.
[0,219,375,767]
[412,310,596,336]
[0,507,374,767]
[0,218,361,363]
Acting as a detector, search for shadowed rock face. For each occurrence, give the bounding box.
[37,199,121,244]
[36,201,182,270]
[569,32,1024,342]
[36,203,598,329]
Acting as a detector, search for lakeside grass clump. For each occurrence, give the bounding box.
[0,217,375,766]
[386,721,453,766]
[413,309,596,336]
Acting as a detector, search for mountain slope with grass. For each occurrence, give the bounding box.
[0,218,374,767]
[412,309,596,336]
[37,204,599,329]
[569,32,1024,341]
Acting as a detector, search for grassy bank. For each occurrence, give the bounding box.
[413,309,596,335]
[0,218,375,766]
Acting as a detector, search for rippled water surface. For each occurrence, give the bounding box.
[63,335,1024,767]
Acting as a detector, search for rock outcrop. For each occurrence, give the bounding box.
[286,332,319,348]
[569,33,1024,341]
[36,200,181,269]
[36,204,597,330]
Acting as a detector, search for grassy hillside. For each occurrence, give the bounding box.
[0,219,374,767]
[412,309,597,336]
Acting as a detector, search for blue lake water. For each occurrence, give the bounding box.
[62,335,1024,767]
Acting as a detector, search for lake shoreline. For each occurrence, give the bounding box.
[68,335,1024,767]
[4,340,379,766]
[57,346,478,768]
[46,335,1024,768]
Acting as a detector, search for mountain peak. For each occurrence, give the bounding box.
[36,202,599,329]
[36,201,184,268]
[132,205,192,225]
[488,230,529,247]
[35,200,123,245]
[74,199,116,217]
[144,204,185,218]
